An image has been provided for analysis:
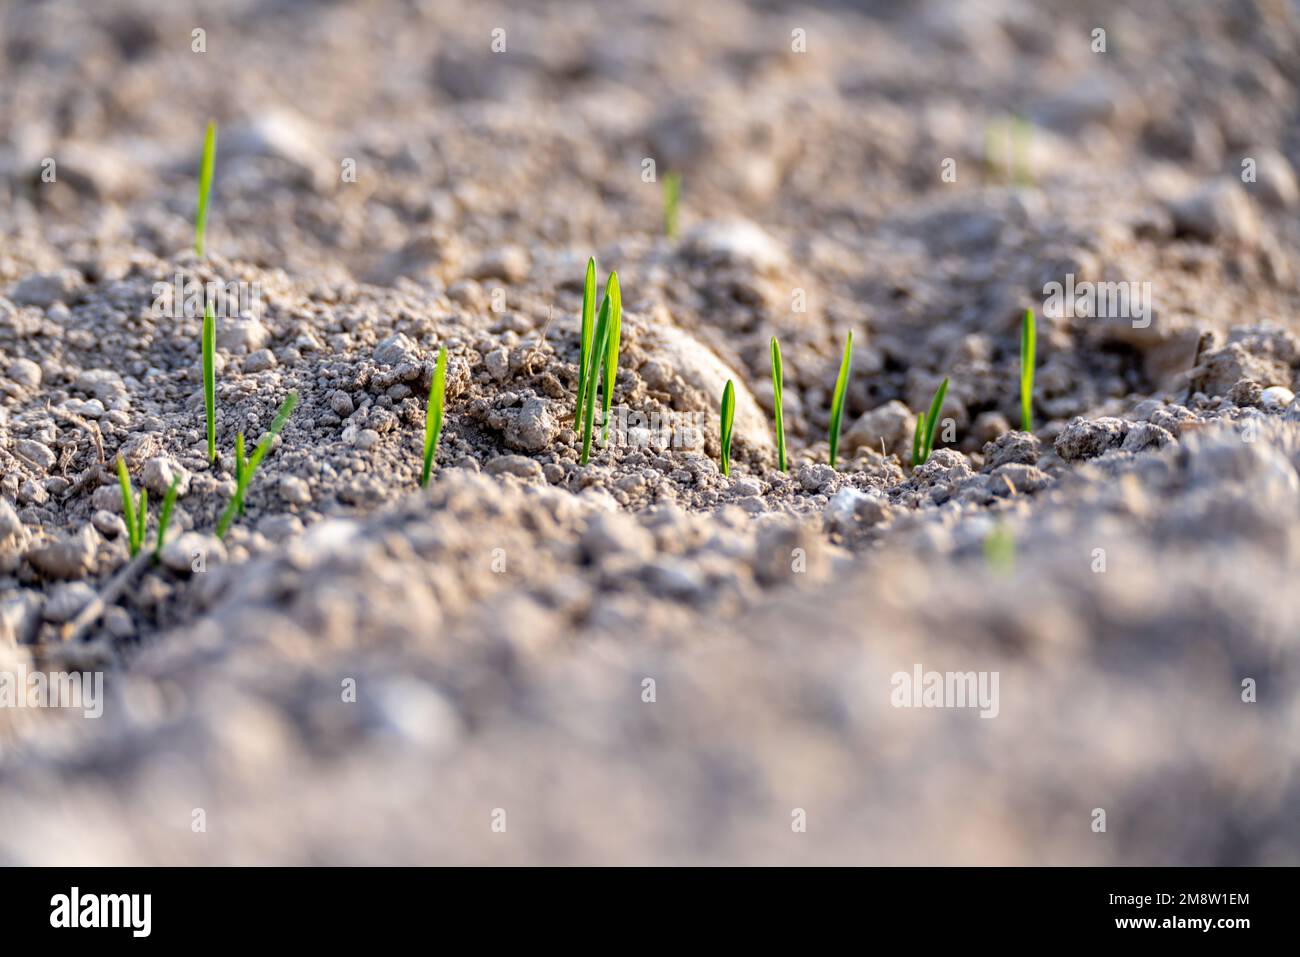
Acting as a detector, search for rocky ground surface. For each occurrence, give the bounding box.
[1,0,1299,864]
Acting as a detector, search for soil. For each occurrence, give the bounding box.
[1,0,1299,864]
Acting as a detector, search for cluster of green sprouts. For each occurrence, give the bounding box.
[575,259,623,465]
[116,457,180,562]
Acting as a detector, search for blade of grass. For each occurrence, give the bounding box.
[600,272,622,443]
[911,412,925,468]
[575,258,596,433]
[217,392,298,538]
[1020,308,1036,433]
[136,487,147,550]
[580,290,613,465]
[770,336,786,472]
[920,377,950,464]
[720,380,735,477]
[234,431,246,516]
[154,474,181,562]
[195,120,217,258]
[663,172,681,239]
[116,456,140,556]
[828,330,853,468]
[420,346,448,487]
[203,303,216,462]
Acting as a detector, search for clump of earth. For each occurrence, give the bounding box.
[1,0,1299,864]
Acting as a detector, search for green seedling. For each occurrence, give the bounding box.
[600,273,623,443]
[216,392,298,538]
[770,336,786,472]
[116,456,147,557]
[1020,307,1036,433]
[828,331,853,468]
[420,346,448,487]
[153,475,181,562]
[663,171,681,239]
[911,377,950,467]
[719,380,735,477]
[579,272,620,465]
[202,303,216,462]
[575,258,597,435]
[195,120,217,258]
[984,522,1015,574]
[233,431,246,516]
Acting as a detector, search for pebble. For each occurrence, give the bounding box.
[15,439,56,471]
[43,582,95,623]
[1170,179,1259,245]
[142,456,191,496]
[10,269,85,308]
[485,455,544,480]
[504,397,557,452]
[373,333,419,366]
[1260,386,1295,411]
[245,348,278,372]
[6,358,42,390]
[279,475,312,506]
[28,525,99,579]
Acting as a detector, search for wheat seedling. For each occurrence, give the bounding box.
[216,392,298,538]
[116,456,147,557]
[202,303,216,462]
[1020,307,1036,433]
[153,475,181,562]
[828,331,853,468]
[720,380,735,477]
[575,258,596,434]
[663,171,681,239]
[911,377,950,467]
[600,272,623,443]
[420,346,448,487]
[770,336,786,472]
[195,120,217,258]
[579,272,620,465]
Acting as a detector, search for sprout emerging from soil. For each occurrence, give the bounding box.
[202,303,216,463]
[1020,307,1036,433]
[911,377,950,468]
[195,120,217,258]
[420,346,448,487]
[575,258,597,435]
[116,456,147,558]
[770,336,786,472]
[600,273,623,443]
[828,331,853,468]
[720,379,736,477]
[154,475,181,562]
[579,271,620,465]
[984,522,1015,574]
[217,392,298,538]
[663,171,681,239]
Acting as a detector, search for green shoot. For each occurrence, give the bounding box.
[579,274,618,465]
[154,474,181,562]
[1020,308,1036,433]
[575,258,596,434]
[770,336,786,472]
[234,431,246,516]
[202,303,216,462]
[600,272,622,443]
[984,523,1015,574]
[911,377,950,467]
[195,120,217,258]
[663,171,681,239]
[216,392,298,538]
[827,331,853,468]
[116,456,142,557]
[719,380,735,477]
[420,346,448,487]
